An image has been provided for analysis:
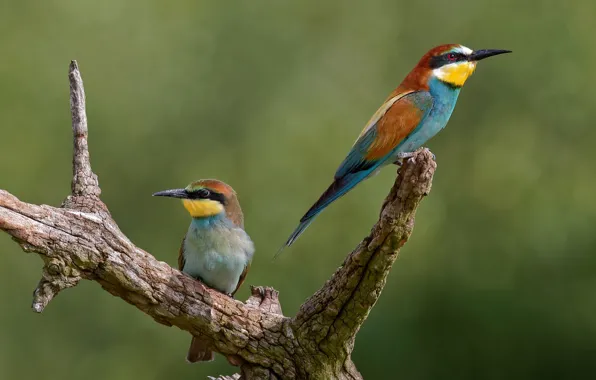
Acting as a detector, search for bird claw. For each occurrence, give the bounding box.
[393,151,416,166]
[397,151,416,160]
[393,150,436,165]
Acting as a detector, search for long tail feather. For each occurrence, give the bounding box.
[301,173,365,222]
[276,171,369,257]
[275,218,315,258]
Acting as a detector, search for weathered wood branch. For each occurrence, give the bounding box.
[0,61,436,380]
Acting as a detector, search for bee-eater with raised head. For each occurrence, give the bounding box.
[153,179,254,363]
[279,44,511,253]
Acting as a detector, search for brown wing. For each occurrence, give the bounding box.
[364,91,432,160]
[178,236,186,271]
[231,262,250,297]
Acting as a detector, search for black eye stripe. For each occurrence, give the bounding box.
[186,189,226,204]
[429,52,468,69]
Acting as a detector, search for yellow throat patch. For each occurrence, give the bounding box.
[434,61,477,87]
[182,199,224,218]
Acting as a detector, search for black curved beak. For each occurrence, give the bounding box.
[152,188,188,199]
[469,49,512,61]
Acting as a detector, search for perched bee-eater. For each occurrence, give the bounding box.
[153,179,254,363]
[280,44,511,252]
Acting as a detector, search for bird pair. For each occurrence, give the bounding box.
[153,44,511,363]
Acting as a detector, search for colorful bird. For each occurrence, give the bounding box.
[279,44,511,253]
[153,179,254,363]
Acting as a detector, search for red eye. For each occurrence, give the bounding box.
[447,53,457,61]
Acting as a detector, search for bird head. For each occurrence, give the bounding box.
[404,44,511,89]
[153,179,244,227]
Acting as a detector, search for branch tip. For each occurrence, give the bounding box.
[31,279,56,313]
[67,59,101,204]
[31,259,82,313]
[31,277,80,313]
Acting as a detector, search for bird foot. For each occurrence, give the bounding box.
[393,150,436,165]
[393,151,416,166]
[397,151,417,160]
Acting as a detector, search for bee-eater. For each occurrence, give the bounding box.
[280,44,511,252]
[153,179,254,363]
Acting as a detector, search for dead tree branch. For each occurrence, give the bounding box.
[0,61,436,380]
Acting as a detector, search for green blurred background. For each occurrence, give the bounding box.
[2,0,595,379]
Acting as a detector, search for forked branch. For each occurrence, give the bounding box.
[0,61,436,380]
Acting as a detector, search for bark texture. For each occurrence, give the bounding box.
[0,61,436,380]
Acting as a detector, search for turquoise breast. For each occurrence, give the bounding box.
[394,77,461,154]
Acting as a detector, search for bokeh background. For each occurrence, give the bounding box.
[2,0,596,379]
